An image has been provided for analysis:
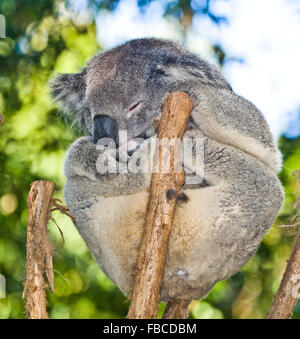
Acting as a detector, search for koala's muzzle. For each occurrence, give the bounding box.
[93,115,118,145]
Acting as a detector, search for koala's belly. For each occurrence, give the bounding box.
[73,185,255,301]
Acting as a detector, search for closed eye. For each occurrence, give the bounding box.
[128,101,141,112]
[129,101,141,112]
[126,101,143,118]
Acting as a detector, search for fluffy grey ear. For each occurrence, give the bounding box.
[49,71,87,125]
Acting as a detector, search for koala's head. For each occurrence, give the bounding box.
[50,38,230,146]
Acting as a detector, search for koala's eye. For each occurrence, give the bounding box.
[126,101,143,119]
[128,101,140,112]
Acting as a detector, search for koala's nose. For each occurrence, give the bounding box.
[93,115,118,145]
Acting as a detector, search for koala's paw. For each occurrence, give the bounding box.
[64,136,100,181]
[64,135,153,196]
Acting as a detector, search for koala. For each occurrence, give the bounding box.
[50,38,284,302]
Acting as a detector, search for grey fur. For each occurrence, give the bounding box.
[51,38,284,302]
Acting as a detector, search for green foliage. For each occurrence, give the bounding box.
[0,0,299,319]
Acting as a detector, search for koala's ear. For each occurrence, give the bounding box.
[49,71,87,125]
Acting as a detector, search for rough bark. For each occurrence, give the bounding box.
[162,299,191,319]
[266,231,300,319]
[24,180,55,319]
[127,92,194,319]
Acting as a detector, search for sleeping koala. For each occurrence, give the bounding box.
[50,38,283,302]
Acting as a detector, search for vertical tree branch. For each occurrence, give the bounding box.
[266,230,300,319]
[127,92,194,319]
[162,299,190,319]
[24,180,56,319]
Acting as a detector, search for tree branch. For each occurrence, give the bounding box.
[23,180,56,319]
[162,299,190,319]
[127,92,194,319]
[266,230,300,319]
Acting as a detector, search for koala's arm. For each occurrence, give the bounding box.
[64,137,150,197]
[190,86,282,173]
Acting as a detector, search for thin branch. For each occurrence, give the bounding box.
[51,198,75,220]
[127,92,194,319]
[266,230,300,319]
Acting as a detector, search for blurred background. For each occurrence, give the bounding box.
[0,0,300,319]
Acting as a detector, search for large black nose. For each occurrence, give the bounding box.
[93,115,118,145]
